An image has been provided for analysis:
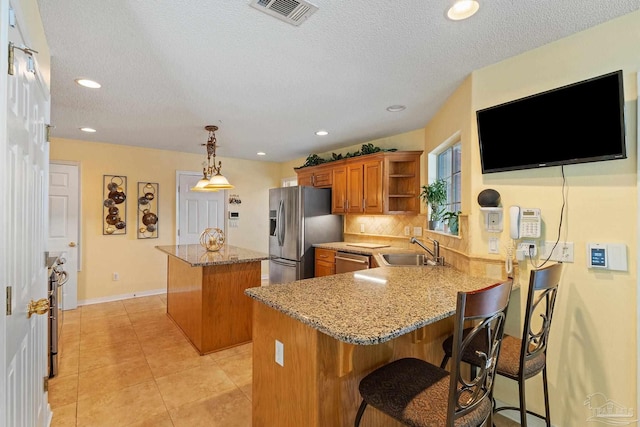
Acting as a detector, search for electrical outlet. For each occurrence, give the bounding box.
[413,227,422,237]
[517,242,537,257]
[112,272,119,281]
[541,241,574,262]
[404,226,410,236]
[360,223,365,233]
[275,340,284,367]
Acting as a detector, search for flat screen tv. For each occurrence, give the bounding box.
[476,70,626,174]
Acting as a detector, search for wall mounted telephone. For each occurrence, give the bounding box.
[509,206,541,239]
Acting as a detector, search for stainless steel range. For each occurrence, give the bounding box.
[47,253,67,378]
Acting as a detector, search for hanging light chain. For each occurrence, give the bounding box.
[202,125,224,178]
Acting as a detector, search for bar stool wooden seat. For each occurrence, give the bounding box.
[439,262,563,427]
[355,279,513,427]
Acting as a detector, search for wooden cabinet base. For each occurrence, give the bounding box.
[166,256,260,355]
[252,302,455,427]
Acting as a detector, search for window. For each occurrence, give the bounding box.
[437,142,461,215]
[282,176,297,187]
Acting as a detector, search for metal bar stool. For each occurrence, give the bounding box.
[440,262,563,427]
[355,279,513,427]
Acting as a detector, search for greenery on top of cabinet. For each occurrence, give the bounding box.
[298,144,397,168]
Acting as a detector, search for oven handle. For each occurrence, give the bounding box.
[57,271,68,286]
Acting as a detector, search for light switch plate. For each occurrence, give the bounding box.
[488,238,499,254]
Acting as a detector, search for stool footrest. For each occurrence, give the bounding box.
[494,405,547,420]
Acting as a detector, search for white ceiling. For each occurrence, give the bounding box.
[36,0,639,163]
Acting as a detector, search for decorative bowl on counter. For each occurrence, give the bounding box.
[199,228,225,252]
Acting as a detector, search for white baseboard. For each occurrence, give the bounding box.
[77,288,166,307]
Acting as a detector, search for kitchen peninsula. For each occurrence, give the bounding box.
[157,244,270,355]
[245,266,504,427]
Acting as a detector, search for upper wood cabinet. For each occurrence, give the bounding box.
[295,151,422,215]
[346,161,364,213]
[331,166,347,213]
[363,158,383,214]
[384,151,422,214]
[331,159,379,214]
[294,164,332,188]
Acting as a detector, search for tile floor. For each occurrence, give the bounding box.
[49,294,520,427]
[49,295,252,427]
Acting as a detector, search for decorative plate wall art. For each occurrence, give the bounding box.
[103,175,127,235]
[137,182,158,239]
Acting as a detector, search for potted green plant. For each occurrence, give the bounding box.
[442,210,461,235]
[419,179,447,230]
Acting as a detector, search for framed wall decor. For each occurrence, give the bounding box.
[137,182,159,239]
[103,175,127,235]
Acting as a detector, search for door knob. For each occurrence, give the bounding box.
[27,298,49,318]
[69,242,76,247]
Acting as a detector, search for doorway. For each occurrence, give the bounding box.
[48,162,80,310]
[176,171,227,245]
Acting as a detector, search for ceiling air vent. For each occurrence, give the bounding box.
[250,0,318,26]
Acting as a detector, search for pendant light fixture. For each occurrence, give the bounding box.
[191,125,235,192]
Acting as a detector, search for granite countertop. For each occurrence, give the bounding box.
[313,241,421,256]
[156,244,270,267]
[245,266,505,345]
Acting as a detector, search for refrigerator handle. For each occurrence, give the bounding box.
[277,199,285,247]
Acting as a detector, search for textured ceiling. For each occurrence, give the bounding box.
[36,0,640,162]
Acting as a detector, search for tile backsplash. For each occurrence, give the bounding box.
[345,215,427,244]
[344,214,508,280]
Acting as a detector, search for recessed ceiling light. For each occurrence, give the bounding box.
[447,0,479,21]
[386,105,406,112]
[75,78,101,89]
[315,130,329,136]
[80,127,96,133]
[257,152,266,156]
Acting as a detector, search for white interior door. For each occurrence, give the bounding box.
[48,162,79,310]
[176,172,226,245]
[1,1,52,426]
[636,70,639,423]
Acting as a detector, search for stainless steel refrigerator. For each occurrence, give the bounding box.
[269,186,343,284]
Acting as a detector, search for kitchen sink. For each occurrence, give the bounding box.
[377,253,434,267]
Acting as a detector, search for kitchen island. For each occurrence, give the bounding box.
[157,244,270,355]
[245,266,505,427]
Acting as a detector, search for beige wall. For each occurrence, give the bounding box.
[424,75,473,214]
[464,12,638,425]
[50,138,281,302]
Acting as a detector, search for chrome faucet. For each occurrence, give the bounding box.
[410,236,444,266]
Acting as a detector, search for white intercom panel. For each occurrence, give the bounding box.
[587,243,628,271]
[480,207,503,232]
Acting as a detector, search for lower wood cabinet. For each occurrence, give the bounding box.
[315,248,336,277]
